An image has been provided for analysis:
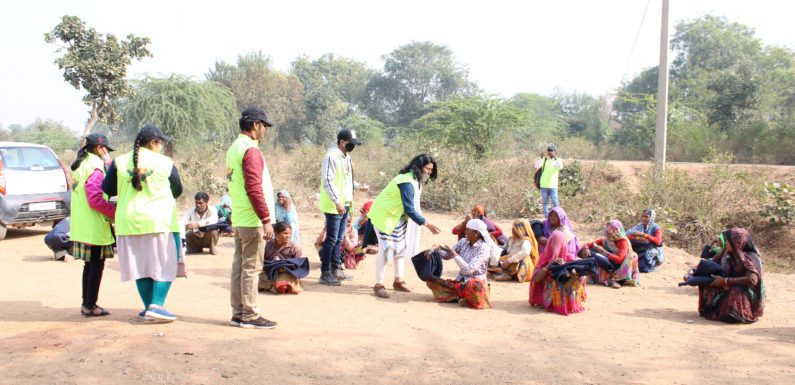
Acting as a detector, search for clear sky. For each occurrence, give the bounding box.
[0,0,792,133]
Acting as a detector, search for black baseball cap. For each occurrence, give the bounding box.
[547,145,556,152]
[138,124,172,143]
[85,133,115,151]
[337,129,362,145]
[240,107,274,127]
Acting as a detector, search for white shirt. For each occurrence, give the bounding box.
[181,206,218,232]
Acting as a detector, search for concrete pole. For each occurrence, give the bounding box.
[654,0,670,177]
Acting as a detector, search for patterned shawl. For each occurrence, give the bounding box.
[627,208,660,236]
[720,228,765,318]
[603,220,630,254]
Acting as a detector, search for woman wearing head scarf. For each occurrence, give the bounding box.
[368,154,441,298]
[490,219,539,282]
[426,219,493,309]
[530,231,585,315]
[102,125,183,322]
[274,190,299,243]
[70,134,116,317]
[693,228,765,323]
[578,220,640,288]
[214,194,234,236]
[452,205,507,246]
[537,207,580,256]
[627,208,665,272]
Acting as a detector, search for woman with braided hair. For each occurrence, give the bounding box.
[102,125,184,322]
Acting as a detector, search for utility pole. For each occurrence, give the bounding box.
[654,0,670,177]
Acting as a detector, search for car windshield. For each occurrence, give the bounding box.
[0,147,61,170]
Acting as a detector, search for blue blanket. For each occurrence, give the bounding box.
[411,250,444,282]
[262,257,310,281]
[549,258,598,284]
[679,259,726,286]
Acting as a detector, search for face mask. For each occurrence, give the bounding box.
[102,153,112,167]
[420,173,430,183]
[345,143,356,152]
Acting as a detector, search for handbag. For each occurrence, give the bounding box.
[533,158,547,190]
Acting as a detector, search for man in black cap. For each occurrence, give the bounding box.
[225,107,278,329]
[534,145,564,217]
[317,129,369,285]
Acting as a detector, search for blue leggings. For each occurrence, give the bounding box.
[135,278,172,308]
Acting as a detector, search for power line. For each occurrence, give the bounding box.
[621,0,654,84]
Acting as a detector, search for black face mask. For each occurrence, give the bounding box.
[345,143,356,152]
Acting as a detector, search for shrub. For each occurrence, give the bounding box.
[760,182,795,225]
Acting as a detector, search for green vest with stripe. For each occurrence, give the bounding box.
[540,158,561,189]
[114,148,179,235]
[70,153,114,245]
[318,149,347,214]
[368,172,416,234]
[225,133,275,228]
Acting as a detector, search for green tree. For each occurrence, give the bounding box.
[44,15,151,138]
[412,95,520,157]
[509,93,565,144]
[555,92,611,146]
[11,118,79,153]
[366,41,477,127]
[120,75,238,148]
[206,52,304,145]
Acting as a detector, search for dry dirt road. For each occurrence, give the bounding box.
[1,211,793,385]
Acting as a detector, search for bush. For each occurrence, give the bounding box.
[760,182,795,225]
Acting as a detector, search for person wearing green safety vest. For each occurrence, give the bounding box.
[225,107,278,330]
[102,125,183,323]
[368,154,441,298]
[70,133,116,317]
[534,146,564,218]
[317,129,370,286]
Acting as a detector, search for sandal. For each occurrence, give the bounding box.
[392,280,413,293]
[373,284,390,298]
[607,281,621,289]
[81,306,111,317]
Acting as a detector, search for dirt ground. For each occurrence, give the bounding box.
[1,208,793,385]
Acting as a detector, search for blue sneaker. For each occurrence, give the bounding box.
[145,306,177,322]
[138,310,154,320]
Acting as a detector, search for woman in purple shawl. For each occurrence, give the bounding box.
[537,207,580,256]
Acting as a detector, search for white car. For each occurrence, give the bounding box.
[0,142,71,241]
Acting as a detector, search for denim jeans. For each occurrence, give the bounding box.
[540,187,559,217]
[320,205,350,272]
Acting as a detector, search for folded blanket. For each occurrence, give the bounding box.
[262,257,310,281]
[679,259,726,286]
[411,250,444,282]
[549,258,598,284]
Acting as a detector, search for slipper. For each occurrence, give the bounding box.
[373,284,390,298]
[392,280,412,292]
[81,306,111,317]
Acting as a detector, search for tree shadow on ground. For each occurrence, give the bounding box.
[737,327,795,344]
[0,301,220,327]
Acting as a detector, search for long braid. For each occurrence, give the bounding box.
[70,145,91,171]
[131,134,143,191]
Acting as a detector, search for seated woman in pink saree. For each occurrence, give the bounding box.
[529,230,586,316]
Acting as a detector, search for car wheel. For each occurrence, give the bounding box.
[0,223,7,241]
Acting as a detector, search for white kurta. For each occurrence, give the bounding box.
[117,233,179,282]
[404,179,422,257]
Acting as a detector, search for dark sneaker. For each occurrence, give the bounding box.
[239,317,277,329]
[229,317,241,327]
[333,268,353,281]
[318,271,341,286]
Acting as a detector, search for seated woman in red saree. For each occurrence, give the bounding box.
[691,228,765,324]
[452,205,507,246]
[530,230,586,316]
[578,220,640,288]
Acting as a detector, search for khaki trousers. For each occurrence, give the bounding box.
[230,226,264,321]
[186,229,219,253]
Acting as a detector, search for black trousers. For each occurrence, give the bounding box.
[82,246,106,309]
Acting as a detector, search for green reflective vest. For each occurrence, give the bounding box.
[225,133,275,228]
[70,153,114,245]
[540,158,561,189]
[368,172,416,234]
[114,148,179,235]
[318,149,347,214]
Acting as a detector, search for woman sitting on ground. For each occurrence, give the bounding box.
[690,228,765,324]
[274,190,300,243]
[353,201,378,255]
[490,219,539,282]
[536,207,579,256]
[452,205,507,246]
[626,208,665,272]
[578,220,640,288]
[259,222,306,294]
[213,194,234,236]
[426,219,494,309]
[530,231,586,316]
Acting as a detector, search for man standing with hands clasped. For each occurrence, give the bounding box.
[318,129,369,286]
[534,145,564,218]
[226,107,277,329]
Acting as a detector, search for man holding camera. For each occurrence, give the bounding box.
[534,146,564,218]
